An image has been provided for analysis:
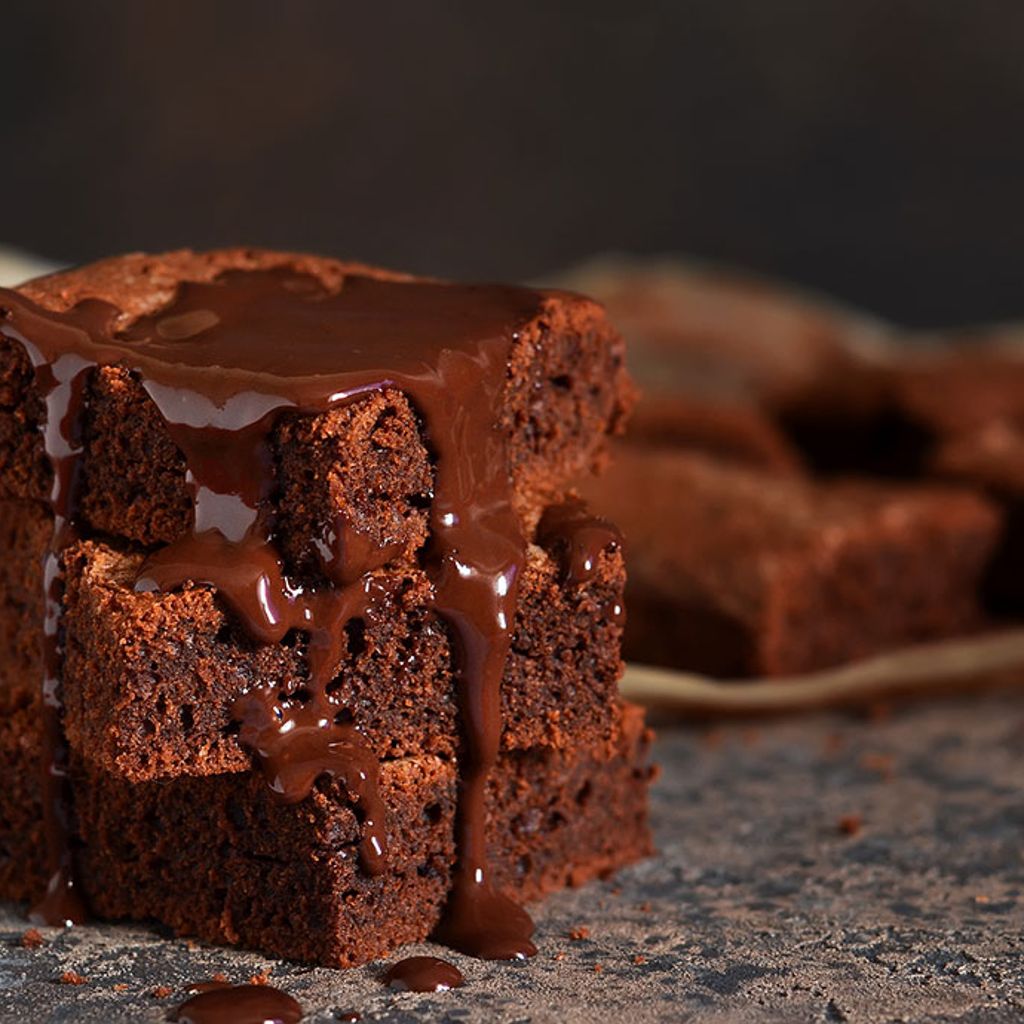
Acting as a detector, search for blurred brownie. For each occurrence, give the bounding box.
[932,422,1024,610]
[622,395,803,475]
[553,255,884,406]
[777,346,1024,477]
[581,450,999,676]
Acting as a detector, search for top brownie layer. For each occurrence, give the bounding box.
[0,249,632,571]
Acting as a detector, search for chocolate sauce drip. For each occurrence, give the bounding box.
[314,513,407,587]
[0,267,543,955]
[173,981,302,1024]
[382,955,465,992]
[537,499,623,586]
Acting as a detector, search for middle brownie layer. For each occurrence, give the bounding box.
[56,521,625,781]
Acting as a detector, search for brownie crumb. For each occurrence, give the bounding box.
[211,972,228,983]
[633,954,647,965]
[248,970,271,985]
[860,752,895,778]
[638,901,652,913]
[150,985,173,998]
[837,813,863,836]
[593,964,604,973]
[58,971,87,986]
[868,702,893,723]
[553,951,567,962]
[568,926,590,940]
[20,928,44,949]
[702,728,725,749]
[113,983,129,993]
[822,732,845,755]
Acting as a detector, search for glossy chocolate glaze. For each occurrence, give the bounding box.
[173,981,302,1023]
[382,955,465,992]
[0,267,544,955]
[537,499,623,587]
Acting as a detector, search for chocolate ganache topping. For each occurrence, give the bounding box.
[0,266,544,956]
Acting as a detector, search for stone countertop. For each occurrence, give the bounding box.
[1,690,1022,1023]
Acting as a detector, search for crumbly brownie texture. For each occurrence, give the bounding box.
[0,692,45,903]
[0,249,633,558]
[0,698,652,967]
[53,529,625,781]
[0,500,46,692]
[581,450,1000,676]
[0,248,648,964]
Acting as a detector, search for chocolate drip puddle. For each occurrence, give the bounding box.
[173,980,303,1024]
[0,268,543,957]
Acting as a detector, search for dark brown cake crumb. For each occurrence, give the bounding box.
[860,753,895,779]
[633,954,647,965]
[248,971,271,986]
[112,983,129,993]
[150,985,173,998]
[567,926,590,940]
[20,928,43,949]
[58,971,87,986]
[837,813,863,836]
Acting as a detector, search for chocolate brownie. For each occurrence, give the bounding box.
[0,696,651,967]
[931,422,1024,610]
[581,450,999,676]
[554,255,884,406]
[776,347,1024,477]
[0,248,648,966]
[621,396,803,475]
[53,528,625,781]
[0,249,632,557]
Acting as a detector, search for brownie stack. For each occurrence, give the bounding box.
[0,249,652,967]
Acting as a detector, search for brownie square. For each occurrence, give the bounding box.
[582,450,999,676]
[48,526,626,781]
[0,697,652,967]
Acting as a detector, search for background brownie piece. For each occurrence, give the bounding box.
[619,395,803,476]
[54,521,625,781]
[552,255,885,407]
[931,422,1024,611]
[581,450,1000,676]
[0,698,651,968]
[0,248,633,568]
[775,345,1024,478]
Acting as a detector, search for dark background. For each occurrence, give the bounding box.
[4,1,1023,327]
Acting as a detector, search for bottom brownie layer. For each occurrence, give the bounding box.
[0,700,652,967]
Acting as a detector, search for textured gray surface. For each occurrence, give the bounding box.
[1,691,1022,1023]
